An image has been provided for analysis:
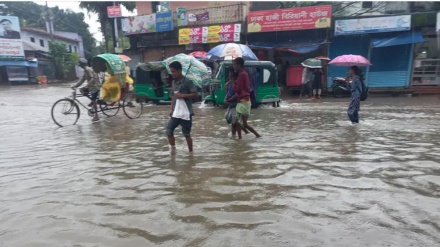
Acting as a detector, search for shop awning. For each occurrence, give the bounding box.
[0,60,38,67]
[372,32,426,48]
[248,40,325,55]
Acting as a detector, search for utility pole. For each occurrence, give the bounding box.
[45,1,54,40]
[113,2,119,50]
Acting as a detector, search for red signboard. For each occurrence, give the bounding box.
[247,5,332,33]
[107,6,122,18]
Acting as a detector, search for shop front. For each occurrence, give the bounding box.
[246,5,332,90]
[329,15,425,91]
[410,12,440,93]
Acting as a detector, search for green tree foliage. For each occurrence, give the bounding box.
[5,2,96,58]
[48,41,79,80]
[79,2,135,53]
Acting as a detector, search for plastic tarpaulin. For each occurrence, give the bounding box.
[372,32,426,48]
[0,60,38,67]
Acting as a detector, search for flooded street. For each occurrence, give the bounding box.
[1,84,440,247]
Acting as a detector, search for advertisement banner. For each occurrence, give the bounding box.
[177,7,187,26]
[121,14,156,35]
[0,16,24,59]
[155,11,173,32]
[247,5,332,33]
[107,6,122,18]
[335,15,411,36]
[179,24,241,45]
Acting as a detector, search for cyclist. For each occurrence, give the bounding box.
[71,58,101,122]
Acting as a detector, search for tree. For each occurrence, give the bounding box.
[49,41,79,80]
[79,2,135,53]
[5,2,97,58]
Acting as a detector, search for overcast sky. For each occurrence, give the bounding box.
[35,1,137,42]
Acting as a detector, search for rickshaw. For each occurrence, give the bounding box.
[51,53,143,127]
[204,60,281,107]
[134,61,171,104]
[134,61,204,104]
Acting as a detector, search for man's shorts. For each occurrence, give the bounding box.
[166,117,192,137]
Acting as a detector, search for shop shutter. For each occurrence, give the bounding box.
[368,44,412,88]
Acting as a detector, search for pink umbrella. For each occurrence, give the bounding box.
[329,54,372,67]
[189,51,209,59]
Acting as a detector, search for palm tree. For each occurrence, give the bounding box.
[79,1,135,52]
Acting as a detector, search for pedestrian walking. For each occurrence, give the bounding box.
[312,68,323,99]
[226,57,261,139]
[347,66,362,124]
[300,67,313,99]
[166,61,199,154]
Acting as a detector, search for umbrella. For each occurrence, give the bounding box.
[162,53,211,88]
[119,54,132,62]
[301,58,323,68]
[207,43,258,61]
[329,54,372,67]
[189,51,209,59]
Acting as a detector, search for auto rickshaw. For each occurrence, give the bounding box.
[204,61,281,107]
[134,61,204,104]
[134,61,171,103]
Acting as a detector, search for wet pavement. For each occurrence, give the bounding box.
[1,84,440,247]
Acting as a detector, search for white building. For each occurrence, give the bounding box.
[20,27,84,78]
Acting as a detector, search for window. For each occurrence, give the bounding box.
[263,69,270,84]
[30,37,35,43]
[151,2,160,13]
[69,45,72,53]
[40,39,44,47]
[362,2,373,9]
[74,46,77,53]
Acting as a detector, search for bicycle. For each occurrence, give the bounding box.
[51,87,143,127]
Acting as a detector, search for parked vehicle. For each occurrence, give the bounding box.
[331,77,351,98]
[204,60,281,107]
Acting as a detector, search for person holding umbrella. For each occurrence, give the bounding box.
[347,66,363,124]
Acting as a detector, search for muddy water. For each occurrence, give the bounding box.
[1,85,440,247]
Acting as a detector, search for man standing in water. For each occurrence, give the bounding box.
[226,57,261,139]
[166,61,198,154]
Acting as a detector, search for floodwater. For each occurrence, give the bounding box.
[1,84,440,247]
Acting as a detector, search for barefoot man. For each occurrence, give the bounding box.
[226,57,261,139]
[166,61,198,154]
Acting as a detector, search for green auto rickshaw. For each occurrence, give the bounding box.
[134,61,172,104]
[134,61,204,104]
[204,61,281,107]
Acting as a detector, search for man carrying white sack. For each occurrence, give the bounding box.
[166,61,198,154]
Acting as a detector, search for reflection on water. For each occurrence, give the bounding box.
[0,85,440,247]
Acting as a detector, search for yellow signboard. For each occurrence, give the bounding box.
[178,36,191,45]
[179,28,190,36]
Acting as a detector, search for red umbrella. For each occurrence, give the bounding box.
[119,54,132,62]
[189,51,208,59]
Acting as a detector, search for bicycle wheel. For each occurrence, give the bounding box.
[122,93,143,119]
[100,101,120,117]
[51,99,80,127]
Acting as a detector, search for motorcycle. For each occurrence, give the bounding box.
[331,77,351,98]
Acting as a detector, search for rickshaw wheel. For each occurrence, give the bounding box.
[123,93,143,119]
[100,101,120,117]
[51,99,80,127]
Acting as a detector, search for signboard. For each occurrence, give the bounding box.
[159,2,170,12]
[122,14,156,35]
[0,16,24,59]
[247,5,332,33]
[179,23,241,45]
[335,15,411,36]
[107,6,122,18]
[155,11,173,32]
[177,7,187,26]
